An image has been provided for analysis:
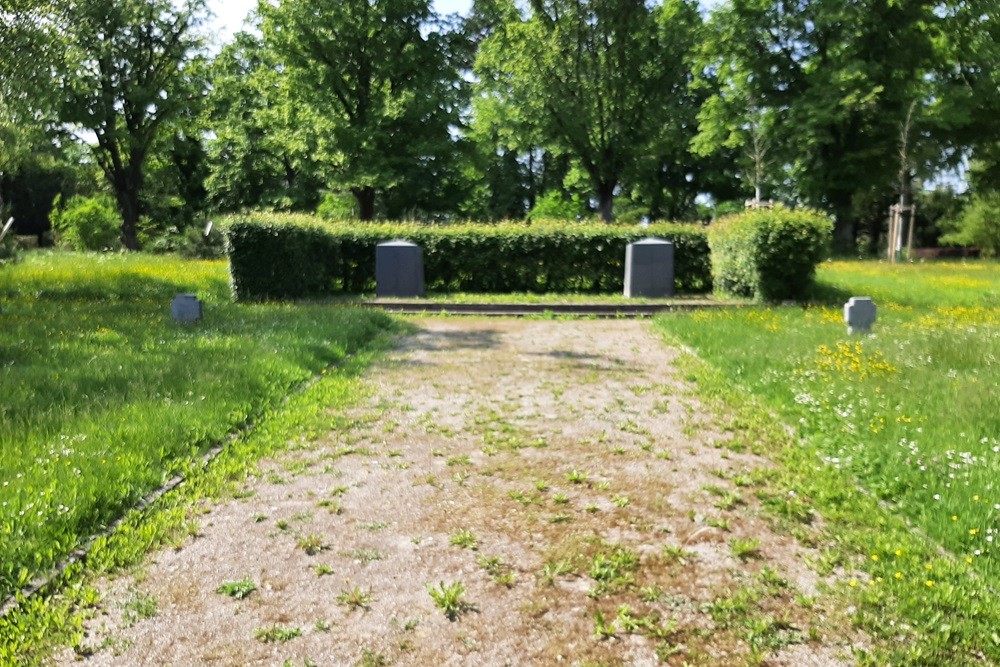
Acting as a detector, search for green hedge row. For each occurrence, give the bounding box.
[225,219,342,300]
[708,207,832,302]
[225,214,711,301]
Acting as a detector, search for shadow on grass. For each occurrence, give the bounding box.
[808,280,857,307]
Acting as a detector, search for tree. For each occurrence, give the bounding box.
[3,0,209,249]
[205,30,324,212]
[934,0,1000,194]
[939,192,1000,257]
[259,0,463,220]
[475,0,701,222]
[692,73,784,205]
[52,0,209,249]
[697,0,943,250]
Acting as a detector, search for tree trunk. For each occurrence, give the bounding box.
[597,182,615,223]
[830,191,855,253]
[353,186,376,221]
[116,185,141,251]
[896,182,912,260]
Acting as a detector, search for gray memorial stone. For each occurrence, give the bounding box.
[171,293,203,323]
[624,238,675,298]
[376,240,425,298]
[844,296,876,334]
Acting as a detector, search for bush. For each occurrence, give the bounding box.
[225,219,341,301]
[0,229,20,266]
[224,214,711,301]
[316,192,357,221]
[526,191,589,221]
[49,194,121,251]
[178,223,226,259]
[939,192,1000,258]
[708,207,832,302]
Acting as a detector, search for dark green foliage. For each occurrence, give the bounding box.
[226,219,341,301]
[224,214,711,301]
[177,224,225,259]
[708,208,832,302]
[0,232,20,265]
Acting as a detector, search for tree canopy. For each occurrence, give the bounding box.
[1,0,998,250]
[475,0,701,222]
[259,0,465,220]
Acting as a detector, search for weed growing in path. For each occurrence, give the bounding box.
[450,529,478,550]
[216,578,257,600]
[730,538,763,562]
[297,533,329,555]
[253,625,302,643]
[427,581,468,621]
[337,587,374,611]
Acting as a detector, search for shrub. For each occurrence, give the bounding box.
[316,192,357,221]
[223,214,711,301]
[225,218,341,301]
[0,236,20,265]
[178,223,226,259]
[939,192,1000,258]
[49,194,121,251]
[526,191,589,221]
[708,207,832,302]
[0,218,20,265]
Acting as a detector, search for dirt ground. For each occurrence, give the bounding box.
[55,318,862,666]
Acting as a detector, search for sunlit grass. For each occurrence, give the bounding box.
[0,252,394,601]
[658,260,1000,567]
[656,259,1000,663]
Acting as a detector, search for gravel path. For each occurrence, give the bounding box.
[57,318,857,666]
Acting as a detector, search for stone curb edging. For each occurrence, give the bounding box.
[362,301,746,318]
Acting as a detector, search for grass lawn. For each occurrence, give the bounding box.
[3,253,999,665]
[656,258,1000,664]
[0,252,395,603]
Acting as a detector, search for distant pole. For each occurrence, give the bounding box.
[887,206,897,263]
[906,203,916,260]
[0,217,14,243]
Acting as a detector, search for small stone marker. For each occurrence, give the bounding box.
[171,293,203,323]
[844,297,876,334]
[624,238,675,298]
[376,240,425,298]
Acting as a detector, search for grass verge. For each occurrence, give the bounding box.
[656,259,1000,665]
[0,332,391,663]
[0,252,396,606]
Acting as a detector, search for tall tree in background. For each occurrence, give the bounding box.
[476,0,701,222]
[698,0,941,249]
[5,0,209,249]
[260,0,463,220]
[205,30,324,212]
[935,0,1000,194]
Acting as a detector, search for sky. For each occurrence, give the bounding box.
[206,0,474,40]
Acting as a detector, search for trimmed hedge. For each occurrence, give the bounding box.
[708,207,832,302]
[226,218,341,300]
[224,214,711,301]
